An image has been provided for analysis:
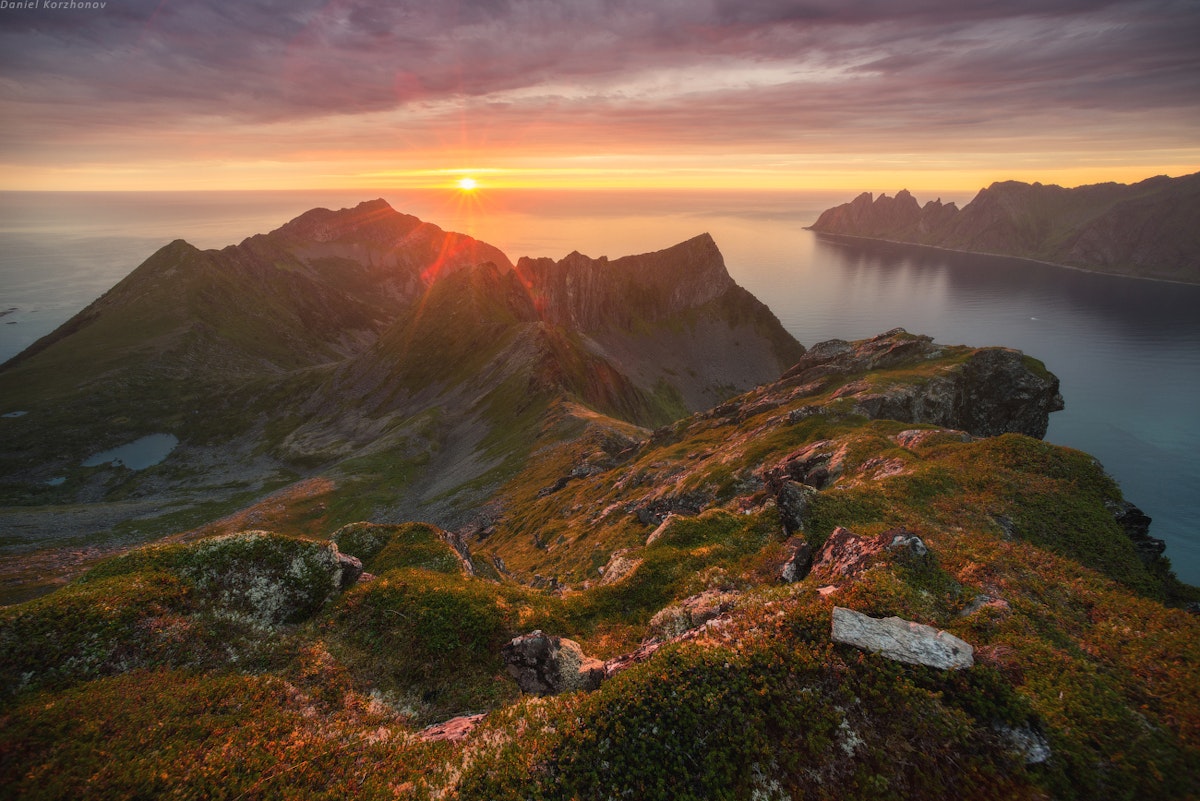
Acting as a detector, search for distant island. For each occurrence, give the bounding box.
[808,172,1200,283]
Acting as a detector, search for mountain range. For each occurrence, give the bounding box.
[808,172,1200,283]
[1,201,1197,799]
[0,199,801,593]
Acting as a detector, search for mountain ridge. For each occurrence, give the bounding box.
[0,200,802,588]
[808,172,1200,283]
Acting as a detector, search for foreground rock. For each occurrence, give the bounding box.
[807,526,928,581]
[831,606,974,670]
[502,630,606,695]
[181,531,357,627]
[648,590,739,638]
[419,713,486,743]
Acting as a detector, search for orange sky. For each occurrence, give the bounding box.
[2,1,1197,193]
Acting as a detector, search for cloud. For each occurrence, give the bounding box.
[1,0,1198,180]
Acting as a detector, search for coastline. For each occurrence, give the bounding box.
[803,228,1200,287]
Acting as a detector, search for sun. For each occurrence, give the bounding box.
[457,177,478,191]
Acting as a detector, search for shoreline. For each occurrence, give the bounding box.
[803,228,1200,287]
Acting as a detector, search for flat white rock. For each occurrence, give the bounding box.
[831,606,974,670]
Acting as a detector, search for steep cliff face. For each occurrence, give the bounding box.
[809,173,1200,282]
[515,234,735,330]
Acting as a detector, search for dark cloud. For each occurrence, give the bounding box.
[1,0,1197,168]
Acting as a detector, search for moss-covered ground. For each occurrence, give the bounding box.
[2,349,1198,800]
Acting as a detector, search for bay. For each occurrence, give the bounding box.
[1,189,1196,584]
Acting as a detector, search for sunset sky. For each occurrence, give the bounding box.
[1,0,1198,193]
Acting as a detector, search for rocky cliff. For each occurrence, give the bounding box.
[809,172,1200,282]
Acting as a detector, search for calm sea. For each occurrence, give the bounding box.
[2,189,1198,584]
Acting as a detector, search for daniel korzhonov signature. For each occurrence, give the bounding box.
[1,1,108,9]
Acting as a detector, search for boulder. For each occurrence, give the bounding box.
[996,723,1052,765]
[886,528,928,559]
[419,713,486,743]
[648,590,738,638]
[598,549,642,586]
[179,531,349,627]
[831,606,974,670]
[809,526,888,578]
[775,481,817,534]
[336,551,364,589]
[502,630,606,695]
[780,538,814,583]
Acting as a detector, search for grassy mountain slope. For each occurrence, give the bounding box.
[1,331,1196,800]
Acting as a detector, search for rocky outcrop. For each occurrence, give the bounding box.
[779,328,1063,439]
[780,537,814,583]
[831,606,974,670]
[774,481,818,535]
[598,549,643,586]
[1107,499,1167,565]
[763,440,848,491]
[502,630,606,695]
[648,590,739,638]
[179,531,353,627]
[419,713,486,743]
[809,173,1200,283]
[808,526,928,581]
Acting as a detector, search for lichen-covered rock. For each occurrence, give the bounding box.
[831,606,974,670]
[780,538,813,583]
[502,630,606,695]
[809,527,889,579]
[178,531,347,627]
[774,480,818,534]
[996,723,1052,765]
[809,526,928,580]
[648,590,739,639]
[598,549,642,586]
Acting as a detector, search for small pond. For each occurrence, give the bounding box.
[82,433,179,471]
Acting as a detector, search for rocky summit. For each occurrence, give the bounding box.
[0,206,1198,800]
[809,172,1200,283]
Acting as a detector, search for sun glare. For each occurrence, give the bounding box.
[457,177,478,191]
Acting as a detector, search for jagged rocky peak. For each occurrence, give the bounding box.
[810,190,922,237]
[809,171,1200,282]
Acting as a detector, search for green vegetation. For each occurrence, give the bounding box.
[2,315,1198,799]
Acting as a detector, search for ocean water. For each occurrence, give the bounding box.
[1,189,1197,584]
